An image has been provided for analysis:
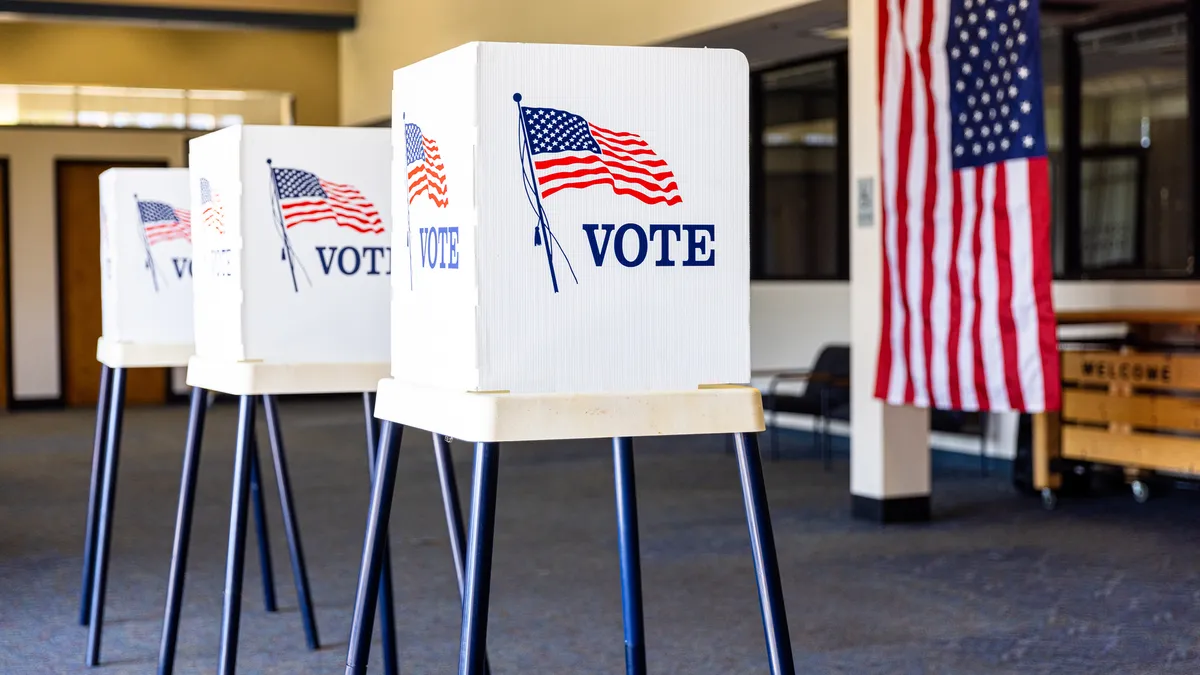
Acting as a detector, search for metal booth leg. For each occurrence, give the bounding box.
[361,393,398,675]
[248,434,278,613]
[157,387,210,675]
[261,394,320,650]
[79,363,113,626]
[217,395,257,675]
[345,421,405,675]
[612,437,647,675]
[458,442,500,675]
[433,433,492,675]
[84,366,127,667]
[732,432,795,675]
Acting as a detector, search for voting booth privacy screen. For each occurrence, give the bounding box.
[189,125,392,365]
[393,42,751,394]
[99,167,194,347]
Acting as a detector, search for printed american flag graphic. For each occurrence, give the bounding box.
[200,178,225,234]
[272,167,384,234]
[137,200,191,244]
[405,123,448,207]
[875,0,1059,413]
[519,106,681,206]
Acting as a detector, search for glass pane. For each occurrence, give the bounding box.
[760,60,841,278]
[1042,29,1066,277]
[1077,13,1191,275]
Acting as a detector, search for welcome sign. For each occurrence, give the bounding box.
[392,42,750,393]
[189,125,392,365]
[98,167,194,347]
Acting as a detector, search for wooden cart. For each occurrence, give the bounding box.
[1035,311,1200,509]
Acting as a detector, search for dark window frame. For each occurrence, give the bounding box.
[750,52,851,281]
[1057,3,1197,281]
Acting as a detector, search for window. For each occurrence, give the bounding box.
[0,84,293,130]
[752,56,849,280]
[1055,8,1196,279]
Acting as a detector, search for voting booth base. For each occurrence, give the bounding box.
[78,340,299,672]
[344,379,796,675]
[183,358,477,675]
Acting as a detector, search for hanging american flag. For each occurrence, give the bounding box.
[271,167,384,234]
[405,123,448,207]
[518,104,681,206]
[200,178,225,234]
[875,0,1059,413]
[137,199,191,245]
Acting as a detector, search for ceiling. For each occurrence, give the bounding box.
[663,0,1188,70]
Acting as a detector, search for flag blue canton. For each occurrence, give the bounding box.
[521,107,601,155]
[273,167,327,200]
[200,178,212,204]
[405,123,425,165]
[947,0,1046,170]
[137,200,177,224]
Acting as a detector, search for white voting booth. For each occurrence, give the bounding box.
[377,41,762,438]
[348,43,792,675]
[97,167,194,366]
[187,125,392,393]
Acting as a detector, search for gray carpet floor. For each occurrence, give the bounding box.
[2,399,1200,674]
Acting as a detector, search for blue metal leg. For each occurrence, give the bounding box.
[345,421,405,675]
[261,394,320,650]
[732,432,795,675]
[362,393,398,675]
[217,395,256,675]
[248,434,278,613]
[613,437,647,675]
[84,366,126,666]
[79,364,112,626]
[458,442,500,675]
[433,433,492,675]
[157,387,209,675]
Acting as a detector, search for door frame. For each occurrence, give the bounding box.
[0,158,11,410]
[55,157,173,407]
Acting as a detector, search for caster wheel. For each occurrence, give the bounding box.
[1131,480,1151,504]
[1041,487,1058,511]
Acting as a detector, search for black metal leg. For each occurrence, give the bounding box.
[433,433,492,675]
[157,386,209,675]
[217,395,256,675]
[248,434,278,613]
[80,364,112,626]
[362,393,398,675]
[458,442,500,675]
[84,367,126,667]
[613,437,647,675]
[345,421,405,675]
[261,394,319,651]
[732,432,795,675]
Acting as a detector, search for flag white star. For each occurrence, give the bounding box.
[955,15,963,27]
[1020,100,1032,114]
[1023,135,1034,148]
[978,27,989,39]
[1010,119,1020,132]
[1008,3,1017,14]
[1001,138,1011,150]
[1019,0,1028,8]
[970,45,980,57]
[968,95,977,106]
[999,56,1008,68]
[956,80,967,92]
[999,23,1008,35]
[963,63,973,75]
[988,141,996,153]
[969,12,978,24]
[981,126,991,138]
[959,112,969,124]
[1018,32,1028,45]
[982,92,991,104]
[966,128,975,139]
[1018,66,1030,80]
[952,47,962,58]
[1001,104,1011,116]
[955,145,965,157]
[974,143,983,155]
[1013,18,1021,29]
[973,110,983,122]
[987,8,996,20]
[1009,85,1019,97]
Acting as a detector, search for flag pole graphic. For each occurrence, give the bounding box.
[134,193,161,292]
[514,93,567,294]
[404,113,414,291]
[266,159,309,293]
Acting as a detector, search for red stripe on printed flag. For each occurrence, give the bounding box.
[531,123,681,206]
[280,178,384,234]
[145,208,191,245]
[409,136,448,207]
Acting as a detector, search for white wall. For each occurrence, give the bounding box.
[0,128,190,402]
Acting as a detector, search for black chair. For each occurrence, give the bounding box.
[762,344,851,467]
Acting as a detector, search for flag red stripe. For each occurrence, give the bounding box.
[537,164,680,196]
[874,0,894,401]
[919,0,937,407]
[896,0,916,405]
[535,153,672,180]
[947,169,964,410]
[993,165,1025,410]
[541,175,682,205]
[970,170,989,410]
[1028,157,1060,410]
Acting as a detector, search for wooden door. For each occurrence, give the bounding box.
[58,160,170,407]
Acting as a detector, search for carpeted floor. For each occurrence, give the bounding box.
[2,398,1200,674]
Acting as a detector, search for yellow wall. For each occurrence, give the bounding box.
[0,21,340,125]
[338,0,816,125]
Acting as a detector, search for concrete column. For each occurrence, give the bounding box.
[848,0,933,522]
